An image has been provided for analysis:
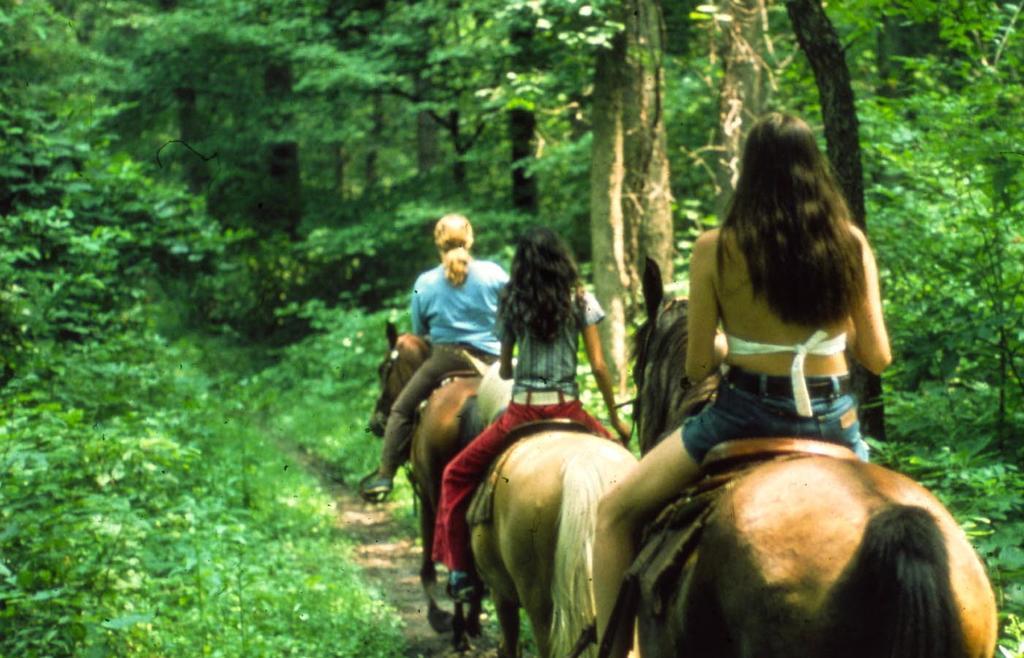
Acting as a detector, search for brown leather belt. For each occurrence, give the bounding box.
[726,366,850,399]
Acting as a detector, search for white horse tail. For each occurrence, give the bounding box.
[550,439,636,658]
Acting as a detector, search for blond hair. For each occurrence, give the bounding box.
[434,214,474,286]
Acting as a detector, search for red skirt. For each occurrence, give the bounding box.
[431,399,612,571]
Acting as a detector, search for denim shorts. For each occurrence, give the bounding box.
[682,377,868,463]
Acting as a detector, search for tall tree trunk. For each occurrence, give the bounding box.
[623,0,674,286]
[449,109,468,189]
[174,87,209,194]
[715,0,766,215]
[261,61,301,237]
[509,107,538,212]
[786,0,885,440]
[365,92,383,193]
[509,13,538,213]
[590,33,631,393]
[417,108,440,174]
[414,73,440,174]
[164,0,209,195]
[333,142,346,200]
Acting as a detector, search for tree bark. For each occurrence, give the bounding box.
[413,73,440,174]
[509,107,538,212]
[260,61,301,237]
[786,0,885,440]
[509,14,538,213]
[590,33,631,393]
[623,0,674,286]
[164,0,209,195]
[365,92,383,193]
[448,109,467,189]
[333,142,346,200]
[714,0,766,215]
[174,88,209,194]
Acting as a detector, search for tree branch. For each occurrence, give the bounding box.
[155,140,218,168]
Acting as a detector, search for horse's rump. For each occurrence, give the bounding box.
[628,260,996,658]
[632,456,998,658]
[471,432,637,658]
[467,419,594,526]
[409,376,480,501]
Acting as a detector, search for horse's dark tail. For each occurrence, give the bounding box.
[826,504,968,658]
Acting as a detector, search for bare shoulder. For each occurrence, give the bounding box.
[694,228,721,251]
[846,222,870,248]
[691,228,720,265]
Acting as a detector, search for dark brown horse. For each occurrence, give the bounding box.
[368,322,510,649]
[615,260,998,658]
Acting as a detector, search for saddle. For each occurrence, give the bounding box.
[430,369,481,394]
[412,369,482,441]
[466,419,595,527]
[595,438,857,658]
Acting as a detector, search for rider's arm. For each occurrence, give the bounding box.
[582,324,630,443]
[410,286,427,336]
[686,230,725,383]
[499,336,515,380]
[848,227,892,375]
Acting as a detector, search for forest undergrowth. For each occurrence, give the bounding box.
[2,301,1022,657]
[0,327,406,658]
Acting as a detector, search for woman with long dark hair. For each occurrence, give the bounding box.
[593,113,892,657]
[432,226,630,601]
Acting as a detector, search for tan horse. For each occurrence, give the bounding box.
[612,260,999,658]
[471,431,637,658]
[368,322,512,649]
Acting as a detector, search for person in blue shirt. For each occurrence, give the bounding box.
[361,214,509,501]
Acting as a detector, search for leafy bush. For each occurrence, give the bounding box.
[0,331,406,657]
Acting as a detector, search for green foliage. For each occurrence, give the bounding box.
[248,304,424,535]
[0,331,406,657]
[0,0,230,374]
[3,0,1023,653]
[848,2,1024,454]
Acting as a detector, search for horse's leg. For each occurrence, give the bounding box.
[493,593,520,658]
[520,584,554,657]
[419,495,452,633]
[451,601,469,651]
[466,592,483,637]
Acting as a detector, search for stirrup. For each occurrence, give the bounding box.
[446,571,480,603]
[358,472,393,503]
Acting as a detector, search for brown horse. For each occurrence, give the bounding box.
[614,259,998,658]
[471,430,637,658]
[368,322,511,649]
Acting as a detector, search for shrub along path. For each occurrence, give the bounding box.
[286,444,502,658]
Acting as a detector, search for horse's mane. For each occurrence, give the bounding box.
[632,298,718,455]
[397,332,429,354]
[394,333,430,381]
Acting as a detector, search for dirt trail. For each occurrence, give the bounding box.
[290,446,502,658]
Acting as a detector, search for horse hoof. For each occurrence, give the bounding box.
[427,606,453,633]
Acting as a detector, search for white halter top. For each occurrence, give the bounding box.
[726,330,847,417]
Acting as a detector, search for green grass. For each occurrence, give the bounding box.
[0,330,407,657]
